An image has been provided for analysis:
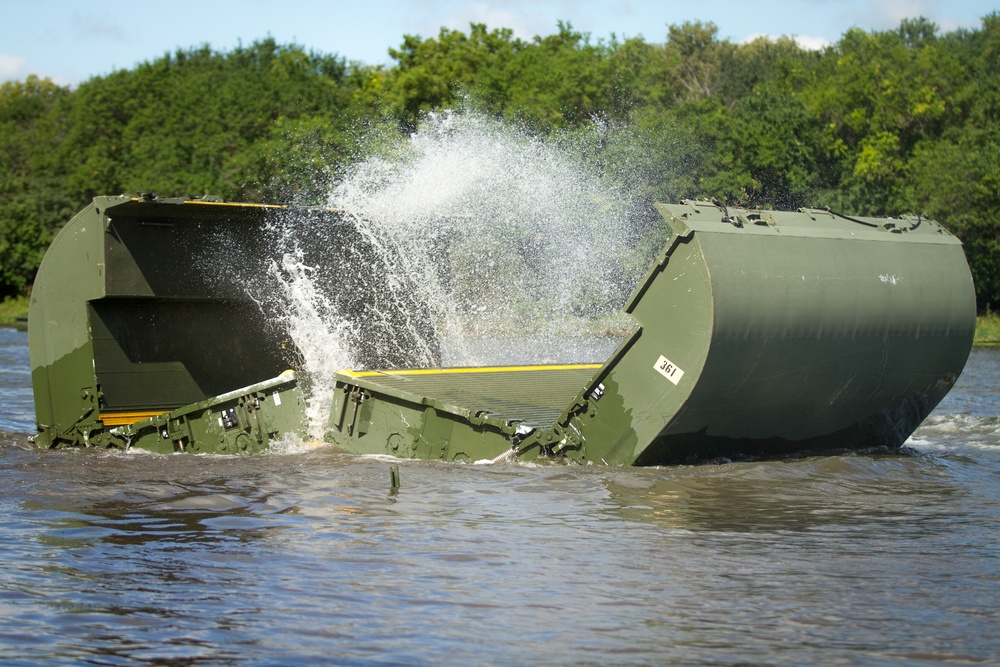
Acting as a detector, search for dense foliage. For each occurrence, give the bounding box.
[1,17,998,307]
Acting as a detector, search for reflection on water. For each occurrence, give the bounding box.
[601,452,964,532]
[1,443,999,665]
[1,333,1000,665]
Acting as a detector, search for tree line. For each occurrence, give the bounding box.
[1,15,998,308]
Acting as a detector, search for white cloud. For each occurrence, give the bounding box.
[0,54,28,81]
[792,34,832,50]
[740,33,830,51]
[0,54,76,87]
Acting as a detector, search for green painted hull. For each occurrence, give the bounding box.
[29,197,975,464]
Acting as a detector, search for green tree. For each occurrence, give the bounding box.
[486,22,615,129]
[910,129,1000,309]
[662,21,735,104]
[385,24,523,127]
[0,76,73,296]
[54,39,358,204]
[805,19,963,214]
[3,16,1000,307]
[909,14,1000,308]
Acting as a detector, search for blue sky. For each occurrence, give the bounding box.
[1,0,996,86]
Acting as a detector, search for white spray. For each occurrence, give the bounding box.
[262,111,649,437]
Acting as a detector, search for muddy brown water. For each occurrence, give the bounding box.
[2,326,998,665]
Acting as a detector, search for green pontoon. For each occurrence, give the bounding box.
[29,195,976,464]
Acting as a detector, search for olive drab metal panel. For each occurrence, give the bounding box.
[29,197,975,463]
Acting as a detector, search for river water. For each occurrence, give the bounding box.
[1,325,998,666]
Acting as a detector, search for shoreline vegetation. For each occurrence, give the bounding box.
[976,311,1000,345]
[3,294,999,345]
[0,295,28,327]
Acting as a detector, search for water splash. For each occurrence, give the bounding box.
[332,111,643,347]
[265,250,356,434]
[261,111,650,436]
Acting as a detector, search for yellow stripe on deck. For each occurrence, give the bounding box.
[340,363,603,378]
[101,411,166,426]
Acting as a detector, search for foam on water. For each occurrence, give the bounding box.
[907,414,1000,452]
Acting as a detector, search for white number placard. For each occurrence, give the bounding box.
[654,355,684,385]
